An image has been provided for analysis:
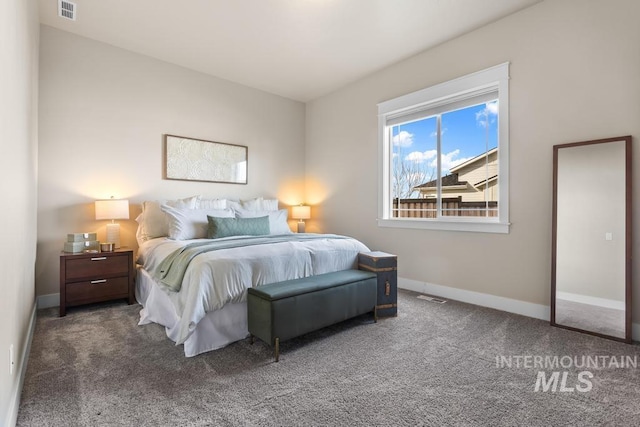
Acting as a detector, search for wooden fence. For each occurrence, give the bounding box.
[392,197,498,218]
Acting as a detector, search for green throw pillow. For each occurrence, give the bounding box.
[207,215,270,239]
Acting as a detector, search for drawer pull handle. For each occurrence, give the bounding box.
[385,280,390,296]
[90,279,107,284]
[91,257,107,261]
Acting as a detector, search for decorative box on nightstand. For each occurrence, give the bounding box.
[358,251,398,317]
[59,248,135,316]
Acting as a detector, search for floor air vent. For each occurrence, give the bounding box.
[58,0,76,21]
[417,294,447,304]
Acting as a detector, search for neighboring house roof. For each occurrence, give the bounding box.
[413,148,498,194]
[450,147,498,173]
[474,174,498,188]
[414,173,468,189]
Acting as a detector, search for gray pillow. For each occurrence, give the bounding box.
[234,208,292,234]
[207,215,270,239]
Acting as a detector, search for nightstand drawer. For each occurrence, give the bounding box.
[65,254,129,281]
[66,276,129,305]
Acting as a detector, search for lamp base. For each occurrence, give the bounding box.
[297,221,306,233]
[105,223,121,249]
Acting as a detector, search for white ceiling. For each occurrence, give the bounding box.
[39,0,542,102]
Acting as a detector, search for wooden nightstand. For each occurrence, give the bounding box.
[59,248,135,316]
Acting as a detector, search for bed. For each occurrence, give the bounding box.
[134,196,370,357]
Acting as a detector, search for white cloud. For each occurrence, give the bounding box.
[392,130,414,147]
[404,149,437,163]
[476,101,498,128]
[443,150,473,171]
[425,149,473,173]
[404,149,470,173]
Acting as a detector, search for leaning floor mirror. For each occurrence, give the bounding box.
[551,135,632,343]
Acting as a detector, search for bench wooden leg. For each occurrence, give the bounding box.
[374,306,378,323]
[250,334,254,345]
[274,337,280,363]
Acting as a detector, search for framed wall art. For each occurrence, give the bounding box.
[164,134,248,184]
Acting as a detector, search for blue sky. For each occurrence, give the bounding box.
[392,101,498,175]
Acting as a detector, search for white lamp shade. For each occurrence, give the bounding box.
[95,199,130,220]
[292,205,311,220]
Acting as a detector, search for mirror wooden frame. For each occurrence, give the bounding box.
[551,135,632,343]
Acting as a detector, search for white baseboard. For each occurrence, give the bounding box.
[556,291,625,311]
[399,277,549,320]
[398,277,640,342]
[5,303,37,427]
[37,293,59,309]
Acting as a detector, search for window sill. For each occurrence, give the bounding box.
[377,218,510,234]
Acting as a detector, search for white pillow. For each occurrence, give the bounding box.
[226,200,242,211]
[197,198,227,209]
[161,205,234,240]
[135,213,145,246]
[235,208,292,235]
[260,198,279,211]
[240,197,279,211]
[138,196,199,241]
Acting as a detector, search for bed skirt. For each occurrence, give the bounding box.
[136,267,249,357]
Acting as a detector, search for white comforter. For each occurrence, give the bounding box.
[138,234,370,345]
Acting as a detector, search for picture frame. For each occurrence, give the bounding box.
[164,134,248,184]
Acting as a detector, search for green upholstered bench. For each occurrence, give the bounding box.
[247,269,378,362]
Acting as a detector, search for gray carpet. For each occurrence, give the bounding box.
[556,298,626,339]
[17,290,640,426]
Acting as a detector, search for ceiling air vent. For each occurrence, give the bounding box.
[58,0,77,21]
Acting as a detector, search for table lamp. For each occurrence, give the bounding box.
[292,205,311,233]
[95,197,130,248]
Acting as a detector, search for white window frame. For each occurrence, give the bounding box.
[377,62,510,234]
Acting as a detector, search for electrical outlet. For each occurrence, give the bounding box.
[9,344,14,375]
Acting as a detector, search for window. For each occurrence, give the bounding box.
[377,63,510,233]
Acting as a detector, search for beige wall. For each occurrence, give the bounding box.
[305,0,640,320]
[37,26,306,297]
[0,0,39,424]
